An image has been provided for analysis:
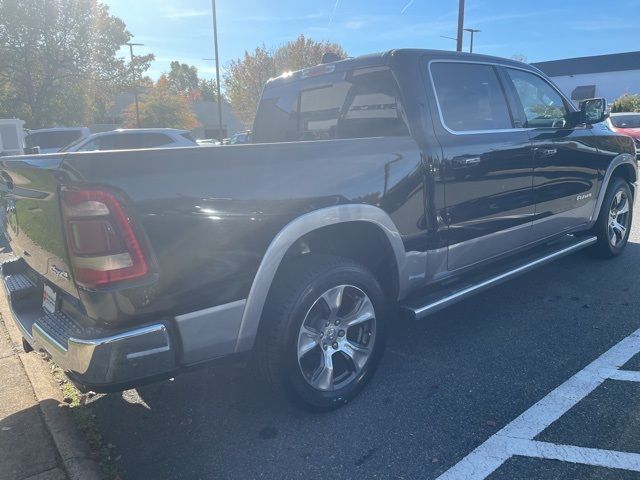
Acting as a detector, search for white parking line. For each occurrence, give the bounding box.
[436,327,640,480]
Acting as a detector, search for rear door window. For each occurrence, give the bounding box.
[112,133,172,149]
[253,66,409,142]
[430,62,513,132]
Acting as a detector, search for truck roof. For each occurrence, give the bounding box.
[266,48,538,87]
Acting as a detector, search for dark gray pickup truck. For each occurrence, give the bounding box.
[0,49,636,410]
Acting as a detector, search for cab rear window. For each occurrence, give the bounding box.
[253,66,409,143]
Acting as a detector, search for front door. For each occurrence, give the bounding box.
[501,67,601,240]
[429,61,535,271]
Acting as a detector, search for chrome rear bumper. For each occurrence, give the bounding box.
[2,259,175,390]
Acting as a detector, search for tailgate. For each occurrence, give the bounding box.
[0,155,79,298]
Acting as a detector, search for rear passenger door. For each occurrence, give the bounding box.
[429,61,535,271]
[501,68,600,240]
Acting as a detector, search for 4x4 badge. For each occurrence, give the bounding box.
[50,265,70,280]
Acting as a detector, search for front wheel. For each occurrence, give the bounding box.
[257,254,388,411]
[588,177,633,258]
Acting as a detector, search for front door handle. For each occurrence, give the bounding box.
[534,147,558,158]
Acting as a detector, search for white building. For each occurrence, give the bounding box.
[532,51,640,106]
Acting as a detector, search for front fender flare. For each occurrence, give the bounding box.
[589,153,637,225]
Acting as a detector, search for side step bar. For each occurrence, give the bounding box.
[401,236,597,321]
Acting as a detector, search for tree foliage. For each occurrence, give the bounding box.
[224,35,347,127]
[166,61,200,96]
[611,94,640,113]
[122,77,199,130]
[273,35,347,73]
[0,0,153,128]
[163,61,222,103]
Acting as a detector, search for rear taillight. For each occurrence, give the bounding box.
[61,187,149,288]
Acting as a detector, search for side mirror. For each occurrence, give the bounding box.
[579,98,608,125]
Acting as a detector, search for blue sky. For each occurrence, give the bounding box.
[103,0,640,80]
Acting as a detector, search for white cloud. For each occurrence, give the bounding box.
[569,19,635,31]
[162,8,209,20]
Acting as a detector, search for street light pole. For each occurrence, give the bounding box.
[456,0,465,52]
[126,42,144,128]
[210,0,224,143]
[464,28,481,53]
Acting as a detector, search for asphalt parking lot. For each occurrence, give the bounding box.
[87,200,640,480]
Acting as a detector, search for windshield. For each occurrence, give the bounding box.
[610,114,640,128]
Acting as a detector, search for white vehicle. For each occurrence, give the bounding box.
[0,119,26,156]
[196,138,221,146]
[60,128,198,152]
[25,127,90,154]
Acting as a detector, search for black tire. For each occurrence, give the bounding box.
[256,254,389,411]
[588,177,633,258]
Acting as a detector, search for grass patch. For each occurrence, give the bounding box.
[51,365,121,480]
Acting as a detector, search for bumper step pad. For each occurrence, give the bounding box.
[4,273,36,296]
[35,311,83,349]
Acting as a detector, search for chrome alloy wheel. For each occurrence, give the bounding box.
[296,285,376,391]
[608,190,630,248]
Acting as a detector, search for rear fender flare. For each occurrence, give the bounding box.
[234,205,408,353]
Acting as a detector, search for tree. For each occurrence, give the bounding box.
[122,77,200,130]
[0,0,153,128]
[163,62,223,103]
[224,36,347,127]
[224,45,275,127]
[611,94,640,113]
[273,35,347,73]
[199,78,224,102]
[166,61,200,96]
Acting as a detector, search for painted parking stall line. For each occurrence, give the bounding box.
[436,327,640,480]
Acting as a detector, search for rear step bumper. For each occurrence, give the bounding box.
[401,235,597,320]
[1,259,175,391]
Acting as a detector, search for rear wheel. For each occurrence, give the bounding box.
[588,177,633,258]
[257,254,388,411]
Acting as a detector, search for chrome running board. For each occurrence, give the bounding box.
[401,236,597,321]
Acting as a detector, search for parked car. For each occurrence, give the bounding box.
[60,128,197,152]
[228,131,251,145]
[196,138,221,146]
[0,49,636,411]
[25,127,90,154]
[607,112,640,159]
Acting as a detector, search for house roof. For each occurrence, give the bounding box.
[532,51,640,77]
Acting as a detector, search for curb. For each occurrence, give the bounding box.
[1,300,103,480]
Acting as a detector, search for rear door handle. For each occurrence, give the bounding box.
[453,156,482,167]
[534,147,558,158]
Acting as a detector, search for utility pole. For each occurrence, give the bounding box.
[464,28,481,53]
[210,0,224,143]
[456,0,465,52]
[126,42,144,128]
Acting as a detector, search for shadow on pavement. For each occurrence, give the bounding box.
[0,400,63,480]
